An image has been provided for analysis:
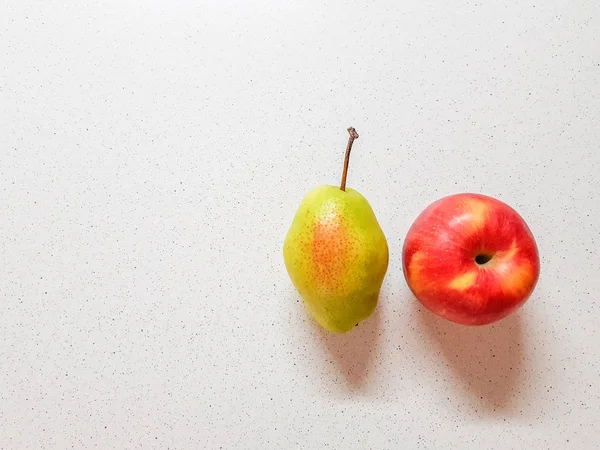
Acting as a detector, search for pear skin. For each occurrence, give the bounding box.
[283,129,389,333]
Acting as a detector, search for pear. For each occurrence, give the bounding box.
[283,128,389,333]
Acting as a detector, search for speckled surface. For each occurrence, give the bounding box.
[1,1,599,449]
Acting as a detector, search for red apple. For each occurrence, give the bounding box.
[402,193,540,325]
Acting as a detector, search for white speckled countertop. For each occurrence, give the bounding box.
[1,1,599,449]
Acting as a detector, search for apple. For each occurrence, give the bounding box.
[402,193,540,325]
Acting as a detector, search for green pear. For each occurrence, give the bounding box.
[283,128,389,333]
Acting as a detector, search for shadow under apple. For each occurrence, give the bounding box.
[414,299,526,415]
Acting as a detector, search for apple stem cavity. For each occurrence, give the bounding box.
[340,127,359,192]
[475,253,493,265]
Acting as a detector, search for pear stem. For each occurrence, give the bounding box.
[340,127,359,191]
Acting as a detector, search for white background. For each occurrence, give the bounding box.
[1,1,599,449]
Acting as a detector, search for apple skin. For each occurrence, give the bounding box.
[402,193,540,325]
